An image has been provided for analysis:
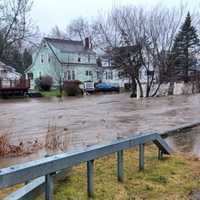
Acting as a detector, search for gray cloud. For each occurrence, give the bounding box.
[31,0,198,34]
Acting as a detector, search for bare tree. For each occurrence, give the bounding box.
[64,3,199,98]
[144,5,186,96]
[90,5,189,97]
[49,25,66,39]
[90,7,148,97]
[0,0,37,59]
[66,17,98,49]
[67,17,89,41]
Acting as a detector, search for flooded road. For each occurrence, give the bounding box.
[1,93,200,167]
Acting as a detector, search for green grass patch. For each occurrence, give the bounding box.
[2,146,200,200]
[40,90,61,97]
[35,145,200,200]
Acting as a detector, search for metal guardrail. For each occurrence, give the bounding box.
[0,133,172,200]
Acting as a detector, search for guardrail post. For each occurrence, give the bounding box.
[158,149,164,160]
[87,160,94,198]
[117,150,124,182]
[139,143,145,171]
[45,173,54,200]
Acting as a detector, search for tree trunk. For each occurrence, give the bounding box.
[184,47,189,82]
[168,81,174,95]
[130,76,137,98]
[59,77,63,98]
[151,83,161,97]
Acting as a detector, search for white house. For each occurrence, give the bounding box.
[100,56,131,88]
[0,61,21,80]
[100,54,159,97]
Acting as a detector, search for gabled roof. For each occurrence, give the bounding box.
[0,61,16,72]
[25,37,97,73]
[44,37,95,55]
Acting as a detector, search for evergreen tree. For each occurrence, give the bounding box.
[22,48,32,70]
[172,12,199,82]
[12,48,23,74]
[1,44,23,74]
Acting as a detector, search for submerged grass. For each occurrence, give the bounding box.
[0,132,25,157]
[34,145,200,200]
[0,131,42,157]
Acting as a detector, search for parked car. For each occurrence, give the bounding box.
[95,82,120,92]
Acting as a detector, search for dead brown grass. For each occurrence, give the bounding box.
[0,133,23,156]
[0,132,42,157]
[45,120,71,151]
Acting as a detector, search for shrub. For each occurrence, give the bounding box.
[63,80,83,96]
[35,76,53,91]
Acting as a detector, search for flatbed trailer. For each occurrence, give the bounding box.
[0,79,30,96]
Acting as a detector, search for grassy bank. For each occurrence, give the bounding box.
[40,90,60,97]
[1,145,200,199]
[34,145,200,200]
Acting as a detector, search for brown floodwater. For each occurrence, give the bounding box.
[1,93,200,168]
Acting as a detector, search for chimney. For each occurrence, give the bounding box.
[85,37,90,49]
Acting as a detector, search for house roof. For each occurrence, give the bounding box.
[0,61,16,72]
[25,37,97,73]
[44,37,96,55]
[190,65,200,72]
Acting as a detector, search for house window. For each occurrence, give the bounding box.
[97,71,101,80]
[64,72,67,80]
[139,71,142,79]
[28,73,33,80]
[106,71,113,80]
[147,70,154,76]
[72,71,75,80]
[89,71,93,76]
[41,54,44,63]
[88,55,90,63]
[67,70,71,80]
[118,71,123,79]
[109,71,113,80]
[105,72,108,80]
[65,70,75,80]
[86,70,92,76]
[48,54,51,63]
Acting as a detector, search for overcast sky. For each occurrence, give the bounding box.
[31,0,199,34]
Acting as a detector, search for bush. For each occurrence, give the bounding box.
[35,76,53,91]
[63,80,83,96]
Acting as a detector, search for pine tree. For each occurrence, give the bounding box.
[22,48,32,70]
[172,12,199,82]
